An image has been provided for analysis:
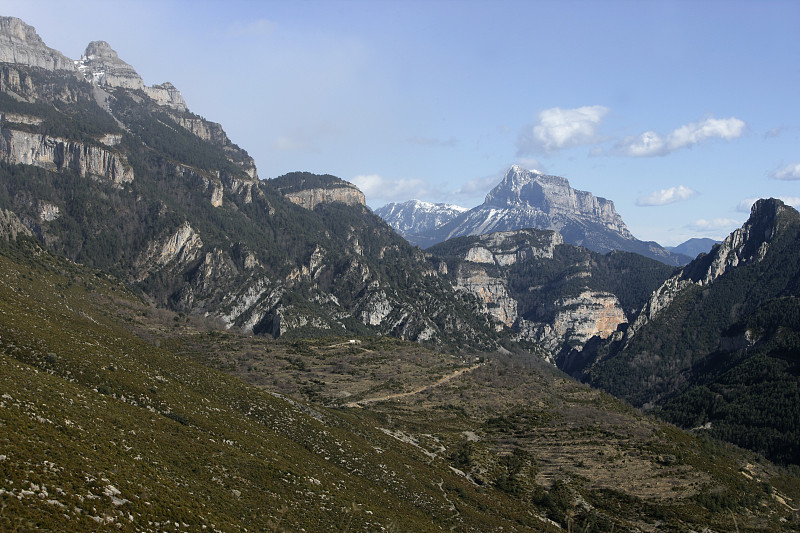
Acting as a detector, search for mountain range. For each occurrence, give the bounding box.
[2,16,800,531]
[376,165,692,266]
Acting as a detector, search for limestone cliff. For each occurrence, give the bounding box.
[0,208,32,241]
[453,263,517,329]
[0,127,133,184]
[135,222,204,280]
[284,185,366,210]
[0,17,75,72]
[167,112,258,178]
[519,291,627,359]
[463,229,563,266]
[430,228,644,361]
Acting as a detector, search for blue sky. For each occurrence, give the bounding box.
[3,0,798,245]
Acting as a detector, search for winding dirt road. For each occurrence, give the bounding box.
[344,363,483,408]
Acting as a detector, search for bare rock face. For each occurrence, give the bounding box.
[37,202,60,222]
[284,186,366,210]
[0,17,75,71]
[76,41,187,111]
[463,230,563,266]
[627,198,791,343]
[144,82,186,110]
[0,208,33,241]
[453,264,517,330]
[135,222,204,281]
[483,165,632,239]
[78,41,145,90]
[0,128,134,184]
[168,113,257,178]
[539,290,626,344]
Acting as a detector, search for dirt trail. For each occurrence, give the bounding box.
[345,364,482,408]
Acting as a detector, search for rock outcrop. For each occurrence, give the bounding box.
[0,128,133,184]
[520,290,627,356]
[284,185,366,210]
[0,17,75,71]
[78,40,144,90]
[463,230,563,265]
[453,263,517,329]
[77,41,188,111]
[144,82,186,110]
[0,208,33,241]
[626,198,793,343]
[137,222,204,273]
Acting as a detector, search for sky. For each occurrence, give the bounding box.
[2,0,798,246]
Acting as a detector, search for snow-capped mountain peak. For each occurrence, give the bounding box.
[375,200,467,238]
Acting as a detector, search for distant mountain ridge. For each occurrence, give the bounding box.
[375,200,467,239]
[667,237,719,259]
[384,165,691,265]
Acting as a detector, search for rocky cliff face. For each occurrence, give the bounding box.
[283,185,366,210]
[0,127,133,184]
[135,222,204,279]
[77,41,187,111]
[628,198,792,341]
[435,229,630,358]
[463,230,563,265]
[0,208,32,241]
[453,263,518,329]
[0,17,75,72]
[78,41,144,90]
[484,165,632,238]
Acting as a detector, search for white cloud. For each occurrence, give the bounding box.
[736,197,760,212]
[617,131,666,157]
[782,197,800,209]
[688,218,742,231]
[614,116,746,157]
[351,174,436,205]
[738,196,800,212]
[772,162,800,181]
[636,185,697,206]
[517,105,608,155]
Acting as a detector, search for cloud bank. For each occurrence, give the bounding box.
[351,174,437,205]
[772,162,800,181]
[636,185,697,206]
[517,105,608,155]
[614,116,746,157]
[688,218,741,232]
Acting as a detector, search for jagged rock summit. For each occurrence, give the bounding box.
[483,165,632,237]
[632,197,799,334]
[413,165,690,265]
[0,16,186,110]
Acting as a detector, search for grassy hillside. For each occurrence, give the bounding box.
[1,227,799,531]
